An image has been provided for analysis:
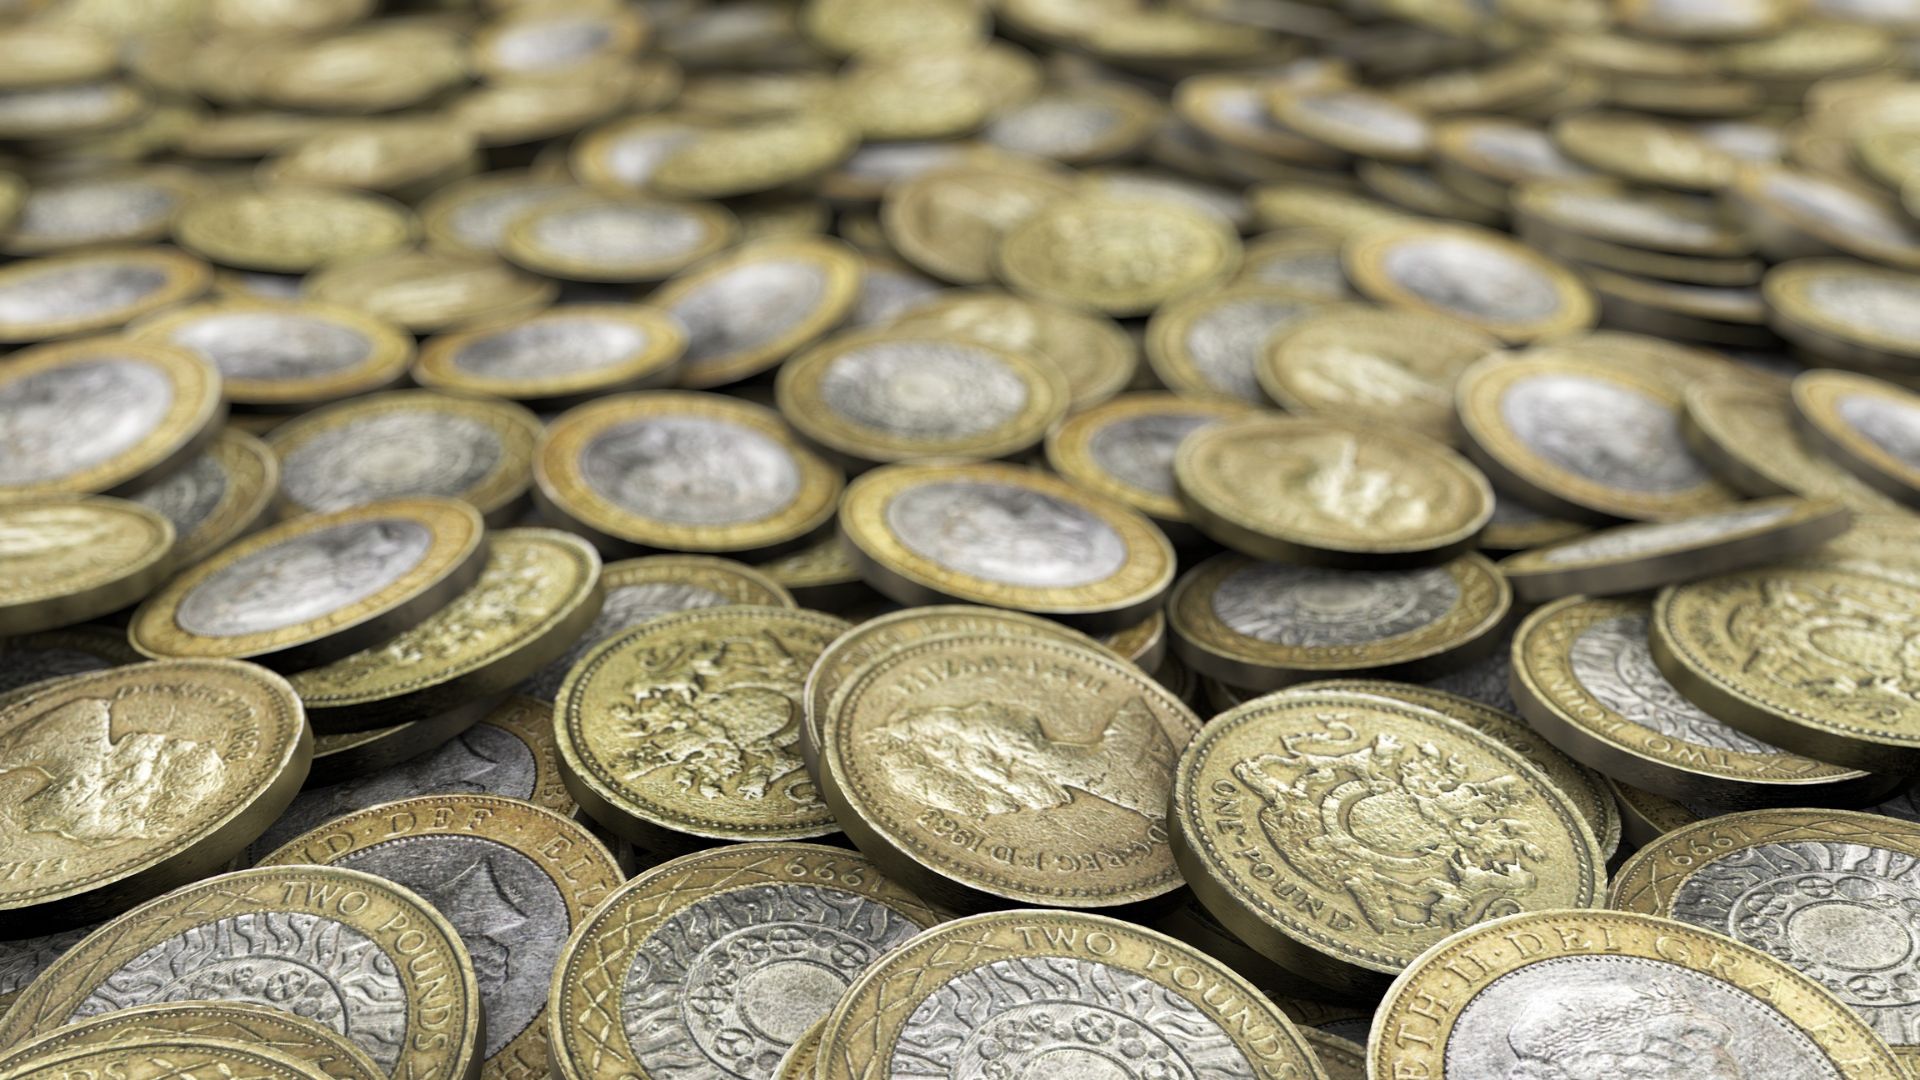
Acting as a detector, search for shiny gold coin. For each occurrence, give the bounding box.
[261,121,478,198]
[0,865,482,1080]
[1793,511,1920,587]
[893,288,1135,411]
[1176,415,1493,567]
[651,235,862,389]
[130,427,277,568]
[413,305,686,409]
[0,247,209,343]
[1652,565,1920,772]
[1168,550,1510,691]
[996,196,1242,317]
[880,162,1077,285]
[1686,380,1907,511]
[1045,392,1261,531]
[1765,258,1920,371]
[1457,356,1740,522]
[549,843,942,1080]
[174,186,416,274]
[1345,222,1597,343]
[818,631,1202,909]
[1519,329,1745,392]
[1269,86,1432,164]
[0,1040,334,1080]
[1247,184,1409,236]
[1259,306,1499,445]
[1105,608,1167,670]
[501,193,736,283]
[838,460,1176,631]
[305,248,559,335]
[1793,370,1920,507]
[776,327,1070,467]
[289,528,601,733]
[132,299,413,412]
[650,114,858,200]
[557,607,850,850]
[0,168,202,257]
[175,111,338,161]
[833,49,995,142]
[535,391,842,558]
[0,1004,381,1080]
[1234,230,1354,299]
[0,497,174,635]
[130,497,487,672]
[265,391,542,525]
[1144,283,1326,403]
[257,794,622,1080]
[1372,909,1906,1080]
[0,659,309,927]
[1603,773,1717,848]
[802,0,986,55]
[1553,111,1737,191]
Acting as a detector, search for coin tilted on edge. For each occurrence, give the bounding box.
[1044,392,1262,536]
[650,235,862,390]
[1793,370,1920,508]
[258,795,624,1080]
[130,497,488,672]
[0,246,212,344]
[1143,283,1326,404]
[172,186,416,274]
[548,843,943,1080]
[129,428,279,568]
[412,305,688,409]
[0,497,176,636]
[0,1003,382,1080]
[814,909,1328,1080]
[1370,910,1906,1079]
[1344,221,1597,344]
[131,299,415,412]
[1686,380,1906,512]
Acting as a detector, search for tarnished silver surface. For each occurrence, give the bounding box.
[1536,504,1794,565]
[174,518,434,638]
[164,312,374,383]
[1380,237,1562,321]
[530,204,714,265]
[890,957,1255,1079]
[520,581,732,702]
[280,413,503,513]
[0,358,172,486]
[847,263,941,328]
[1803,276,1920,341]
[1180,294,1319,402]
[669,260,827,373]
[0,926,92,1000]
[9,177,183,248]
[452,317,652,380]
[0,647,116,698]
[817,341,1028,438]
[621,882,924,1079]
[1838,393,1920,466]
[1500,374,1712,491]
[443,182,572,255]
[489,18,613,71]
[1570,614,1784,755]
[1213,563,1459,645]
[131,446,229,543]
[1444,956,1842,1079]
[1088,412,1217,499]
[0,263,170,325]
[884,480,1128,588]
[985,93,1124,160]
[579,416,800,525]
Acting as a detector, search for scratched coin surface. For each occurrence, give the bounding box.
[258,795,623,1080]
[1044,393,1262,529]
[549,843,943,1080]
[815,909,1327,1080]
[131,299,414,410]
[129,428,278,568]
[0,497,177,636]
[412,305,687,408]
[0,247,212,344]
[0,865,482,1080]
[0,1003,382,1080]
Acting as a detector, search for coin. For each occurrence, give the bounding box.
[1766,258,1920,371]
[174,186,416,274]
[1457,355,1740,522]
[774,1020,825,1080]
[1044,392,1262,533]
[996,196,1242,317]
[500,193,735,283]
[1792,370,1920,507]
[0,865,482,1080]
[1587,269,1775,347]
[470,2,646,78]
[0,497,175,636]
[129,427,278,567]
[132,299,414,411]
[1372,909,1906,1079]
[0,627,142,703]
[0,168,200,257]
[0,1004,381,1080]
[838,460,1176,631]
[1143,283,1326,403]
[0,246,210,343]
[1269,86,1432,163]
[267,391,542,525]
[535,391,842,559]
[1554,111,1737,191]
[1794,511,1920,586]
[1258,306,1500,445]
[1086,166,1252,232]
[1730,164,1920,270]
[650,114,857,200]
[257,794,622,1080]
[548,843,941,1080]
[261,121,478,199]
[1176,414,1494,567]
[1514,177,1756,260]
[650,235,862,389]
[569,113,706,193]
[1302,1028,1365,1080]
[1499,497,1854,601]
[777,327,1070,467]
[818,631,1202,910]
[879,163,1077,285]
[1520,329,1746,391]
[305,248,559,336]
[814,909,1325,1080]
[0,1040,334,1080]
[988,81,1163,166]
[0,81,147,140]
[448,74,631,153]
[1235,230,1354,299]
[1176,74,1347,168]
[1652,565,1920,772]
[0,23,115,89]
[557,606,849,850]
[130,497,487,672]
[1479,491,1588,552]
[1344,221,1597,343]
[1687,380,1907,510]
[419,172,576,259]
[411,305,683,410]
[1248,184,1409,235]
[892,288,1136,411]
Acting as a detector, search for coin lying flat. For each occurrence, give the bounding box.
[0,865,482,1080]
[257,795,622,1080]
[996,197,1242,316]
[501,193,736,283]
[419,172,575,259]
[1554,111,1737,192]
[1514,177,1754,260]
[987,81,1163,166]
[1499,497,1853,602]
[815,910,1326,1080]
[174,186,417,273]
[289,528,601,733]
[0,1040,334,1080]
[1457,355,1740,522]
[1371,909,1906,1080]
[818,631,1202,910]
[1687,380,1907,511]
[0,497,175,636]
[130,497,487,672]
[412,305,687,409]
[1044,392,1261,533]
[305,248,558,335]
[1143,283,1327,403]
[650,235,862,389]
[1259,306,1498,445]
[0,249,210,348]
[0,659,309,927]
[535,392,843,559]
[1345,222,1597,343]
[649,114,857,200]
[267,391,543,525]
[892,288,1135,411]
[0,1004,382,1080]
[1793,370,1920,507]
[1172,687,1604,995]
[260,120,477,199]
[0,338,222,500]
[775,1020,825,1080]
[838,460,1176,632]
[1270,85,1433,163]
[0,627,142,704]
[880,163,1078,286]
[0,168,201,257]
[132,299,414,410]
[1176,415,1494,567]
[1765,258,1920,371]
[130,427,278,567]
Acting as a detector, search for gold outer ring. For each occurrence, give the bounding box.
[142,427,279,567]
[1793,370,1920,506]
[419,171,575,258]
[306,693,509,786]
[654,235,863,389]
[1765,258,1920,368]
[996,197,1243,317]
[500,193,737,283]
[0,497,177,635]
[413,304,687,408]
[1144,283,1328,402]
[173,186,418,274]
[132,299,415,410]
[1685,379,1906,510]
[1344,222,1597,343]
[303,248,559,336]
[1046,392,1263,526]
[0,1004,381,1080]
[0,1039,335,1080]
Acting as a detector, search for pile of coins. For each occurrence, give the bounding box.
[9,0,1920,1077]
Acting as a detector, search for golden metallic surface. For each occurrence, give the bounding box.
[880,163,1078,286]
[893,288,1135,411]
[1553,111,1738,191]
[0,24,115,89]
[307,694,576,805]
[500,193,737,284]
[1269,86,1432,164]
[1143,284,1327,404]
[1793,370,1920,507]
[650,114,858,201]
[757,535,868,609]
[304,248,559,336]
[996,197,1242,317]
[417,171,575,260]
[1233,230,1354,299]
[802,0,987,56]
[0,497,175,635]
[135,427,278,567]
[774,1019,825,1080]
[649,235,862,389]
[1512,177,1755,259]
[0,1004,382,1080]
[0,1039,334,1080]
[260,121,478,198]
[1259,306,1499,446]
[173,187,417,274]
[1248,184,1408,235]
[253,26,467,115]
[414,305,687,409]
[1045,393,1261,527]
[1302,1028,1366,1080]
[1519,330,1747,392]
[1686,380,1908,511]
[1765,258,1920,370]
[0,247,210,343]
[1345,222,1597,344]
[132,299,413,410]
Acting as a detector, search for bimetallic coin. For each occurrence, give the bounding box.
[1500,497,1853,602]
[0,1004,381,1080]
[1105,608,1167,670]
[996,197,1242,317]
[549,843,942,1080]
[258,795,623,1080]
[0,247,210,344]
[130,497,488,672]
[471,2,645,78]
[1269,86,1432,163]
[0,338,222,500]
[986,81,1163,166]
[838,460,1176,632]
[0,497,174,636]
[845,254,942,329]
[1176,74,1347,169]
[1176,415,1494,567]
[0,81,147,140]
[0,169,201,257]
[1520,329,1745,392]
[880,163,1078,286]
[569,114,706,194]
[651,236,862,389]
[0,865,482,1080]
[501,194,736,283]
[1687,380,1906,511]
[304,249,558,336]
[1248,185,1409,236]
[1731,164,1920,271]
[649,114,858,201]
[777,328,1070,467]
[0,24,116,89]
[1513,178,1754,260]
[814,910,1326,1080]
[0,659,309,927]
[1259,306,1500,445]
[1345,222,1597,344]
[289,529,601,733]
[774,1020,824,1080]
[535,392,843,559]
[0,1040,334,1080]
[1372,909,1906,1080]
[132,299,414,411]
[413,305,686,409]
[1045,393,1262,532]
[1143,283,1327,403]
[267,391,543,525]
[1457,356,1740,523]
[260,121,478,199]
[1234,231,1354,299]
[892,288,1135,412]
[419,172,576,259]
[557,607,851,850]
[131,427,278,567]
[1553,111,1737,192]
[1794,371,1920,507]
[174,187,417,274]
[1765,259,1920,371]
